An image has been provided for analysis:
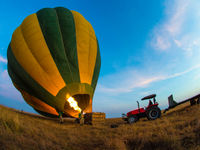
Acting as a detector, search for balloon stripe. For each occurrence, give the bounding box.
[9,65,59,115]
[71,11,92,84]
[8,63,33,95]
[36,8,74,84]
[34,108,59,118]
[55,7,80,83]
[20,13,66,94]
[91,40,101,90]
[11,26,58,96]
[71,11,98,85]
[7,45,57,109]
[20,90,59,116]
[87,19,98,86]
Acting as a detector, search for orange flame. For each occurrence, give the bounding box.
[67,96,82,112]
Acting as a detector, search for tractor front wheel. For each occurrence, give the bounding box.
[146,107,161,120]
[128,115,138,124]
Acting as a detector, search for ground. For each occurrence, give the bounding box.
[0,102,200,150]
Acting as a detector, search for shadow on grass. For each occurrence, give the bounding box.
[125,139,175,150]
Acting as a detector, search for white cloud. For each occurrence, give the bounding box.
[1,70,9,79]
[0,55,7,63]
[98,70,163,94]
[150,0,200,53]
[98,75,163,94]
[164,0,189,36]
[98,64,200,94]
[174,36,200,57]
[151,35,171,50]
[0,69,22,101]
[165,64,200,79]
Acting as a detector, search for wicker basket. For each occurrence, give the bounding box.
[84,112,106,125]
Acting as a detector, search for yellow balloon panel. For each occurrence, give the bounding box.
[87,24,98,86]
[20,14,66,92]
[11,26,59,96]
[13,82,58,116]
[71,11,97,85]
[21,90,59,116]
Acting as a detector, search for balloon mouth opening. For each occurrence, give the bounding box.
[72,94,90,111]
[64,94,90,116]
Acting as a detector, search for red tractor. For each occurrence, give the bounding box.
[122,94,161,124]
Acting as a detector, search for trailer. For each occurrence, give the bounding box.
[164,93,200,113]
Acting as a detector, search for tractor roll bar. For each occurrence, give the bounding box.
[141,94,156,100]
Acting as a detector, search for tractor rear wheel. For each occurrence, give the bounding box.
[146,106,161,120]
[128,115,138,124]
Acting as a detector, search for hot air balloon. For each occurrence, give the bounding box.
[7,7,101,118]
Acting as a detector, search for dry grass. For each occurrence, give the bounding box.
[0,103,200,150]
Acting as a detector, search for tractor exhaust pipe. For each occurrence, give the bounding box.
[137,101,140,113]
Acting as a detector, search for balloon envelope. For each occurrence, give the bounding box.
[7,7,101,118]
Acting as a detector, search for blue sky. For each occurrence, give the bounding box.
[1,0,200,118]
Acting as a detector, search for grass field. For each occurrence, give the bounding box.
[0,102,200,150]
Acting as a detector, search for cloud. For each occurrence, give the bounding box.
[150,0,200,53]
[0,69,22,101]
[98,75,163,94]
[166,64,200,79]
[173,36,200,57]
[151,35,171,50]
[0,55,7,63]
[1,70,9,79]
[98,64,200,94]
[164,0,189,36]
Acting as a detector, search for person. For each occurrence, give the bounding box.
[149,100,153,106]
[79,110,84,126]
[59,112,64,124]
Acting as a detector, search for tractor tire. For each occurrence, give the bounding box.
[197,98,200,104]
[146,106,161,120]
[128,115,138,124]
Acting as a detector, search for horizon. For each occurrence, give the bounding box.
[1,0,200,118]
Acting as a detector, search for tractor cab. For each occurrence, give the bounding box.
[122,94,161,124]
